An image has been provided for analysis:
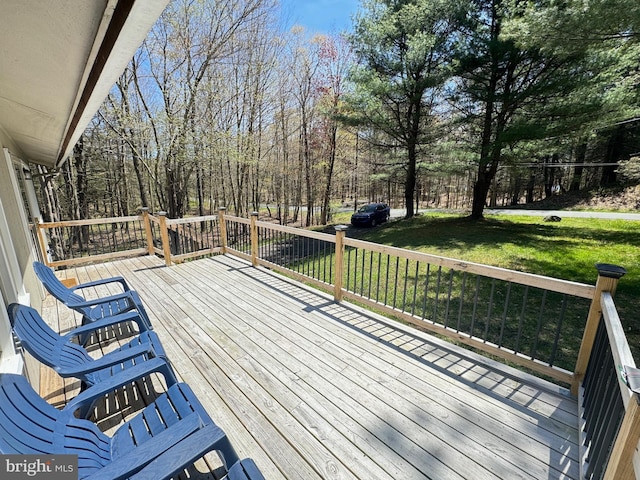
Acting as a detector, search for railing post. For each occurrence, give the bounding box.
[33,217,50,266]
[572,263,627,394]
[158,212,172,267]
[141,207,155,256]
[218,207,227,254]
[250,211,259,266]
[334,225,348,302]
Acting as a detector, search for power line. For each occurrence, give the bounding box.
[513,162,620,168]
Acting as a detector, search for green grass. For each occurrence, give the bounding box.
[354,212,640,362]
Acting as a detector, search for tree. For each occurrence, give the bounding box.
[348,0,466,218]
[288,28,320,227]
[454,0,616,218]
[315,34,353,224]
[503,0,640,193]
[140,0,268,218]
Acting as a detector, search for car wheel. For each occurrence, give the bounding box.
[371,219,377,227]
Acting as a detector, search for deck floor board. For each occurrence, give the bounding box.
[40,255,580,479]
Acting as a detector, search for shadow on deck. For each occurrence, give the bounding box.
[41,255,580,480]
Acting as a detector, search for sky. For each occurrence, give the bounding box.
[279,0,360,34]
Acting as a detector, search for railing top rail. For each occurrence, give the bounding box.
[224,215,251,226]
[38,215,143,228]
[165,214,218,226]
[344,236,596,299]
[601,291,636,407]
[254,219,337,242]
[39,211,595,300]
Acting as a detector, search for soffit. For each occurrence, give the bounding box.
[0,0,168,168]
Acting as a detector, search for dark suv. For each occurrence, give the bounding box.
[350,203,391,227]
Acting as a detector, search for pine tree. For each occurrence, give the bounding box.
[348,0,467,218]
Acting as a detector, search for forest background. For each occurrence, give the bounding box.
[35,0,640,227]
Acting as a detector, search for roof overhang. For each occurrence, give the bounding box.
[0,0,169,168]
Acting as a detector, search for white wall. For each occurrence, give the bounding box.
[0,130,43,382]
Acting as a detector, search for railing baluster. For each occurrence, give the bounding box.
[469,275,480,337]
[376,252,382,302]
[498,283,512,348]
[360,247,365,296]
[322,240,327,283]
[367,250,374,299]
[401,259,409,313]
[433,266,442,323]
[484,279,496,341]
[346,247,352,293]
[457,272,467,332]
[306,236,311,277]
[311,236,316,279]
[515,286,529,354]
[392,257,400,309]
[531,290,547,361]
[444,269,454,329]
[422,264,430,322]
[411,261,419,316]
[384,254,390,306]
[549,294,568,366]
[329,241,333,285]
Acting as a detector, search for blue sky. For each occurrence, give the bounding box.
[279,0,360,34]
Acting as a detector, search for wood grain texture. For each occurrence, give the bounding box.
[39,255,581,480]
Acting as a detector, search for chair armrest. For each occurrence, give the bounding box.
[62,358,175,417]
[72,276,131,292]
[66,291,134,309]
[86,415,221,480]
[58,343,155,377]
[63,311,147,341]
[224,459,266,480]
[126,423,235,480]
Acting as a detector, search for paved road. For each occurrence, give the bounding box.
[342,207,640,222]
[485,208,640,221]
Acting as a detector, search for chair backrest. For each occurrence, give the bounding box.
[0,373,110,476]
[7,303,91,373]
[33,261,88,311]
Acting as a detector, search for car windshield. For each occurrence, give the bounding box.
[358,205,377,213]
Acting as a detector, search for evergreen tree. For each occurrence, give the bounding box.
[453,0,615,218]
[504,0,640,191]
[348,0,466,218]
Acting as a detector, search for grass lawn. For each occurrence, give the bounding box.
[337,211,640,363]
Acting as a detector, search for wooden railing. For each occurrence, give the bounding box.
[213,212,594,381]
[34,207,640,478]
[35,208,223,268]
[576,265,639,480]
[35,214,149,268]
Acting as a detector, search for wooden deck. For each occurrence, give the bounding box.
[41,255,580,479]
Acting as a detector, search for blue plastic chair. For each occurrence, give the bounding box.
[8,303,176,418]
[33,261,153,332]
[0,374,264,480]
